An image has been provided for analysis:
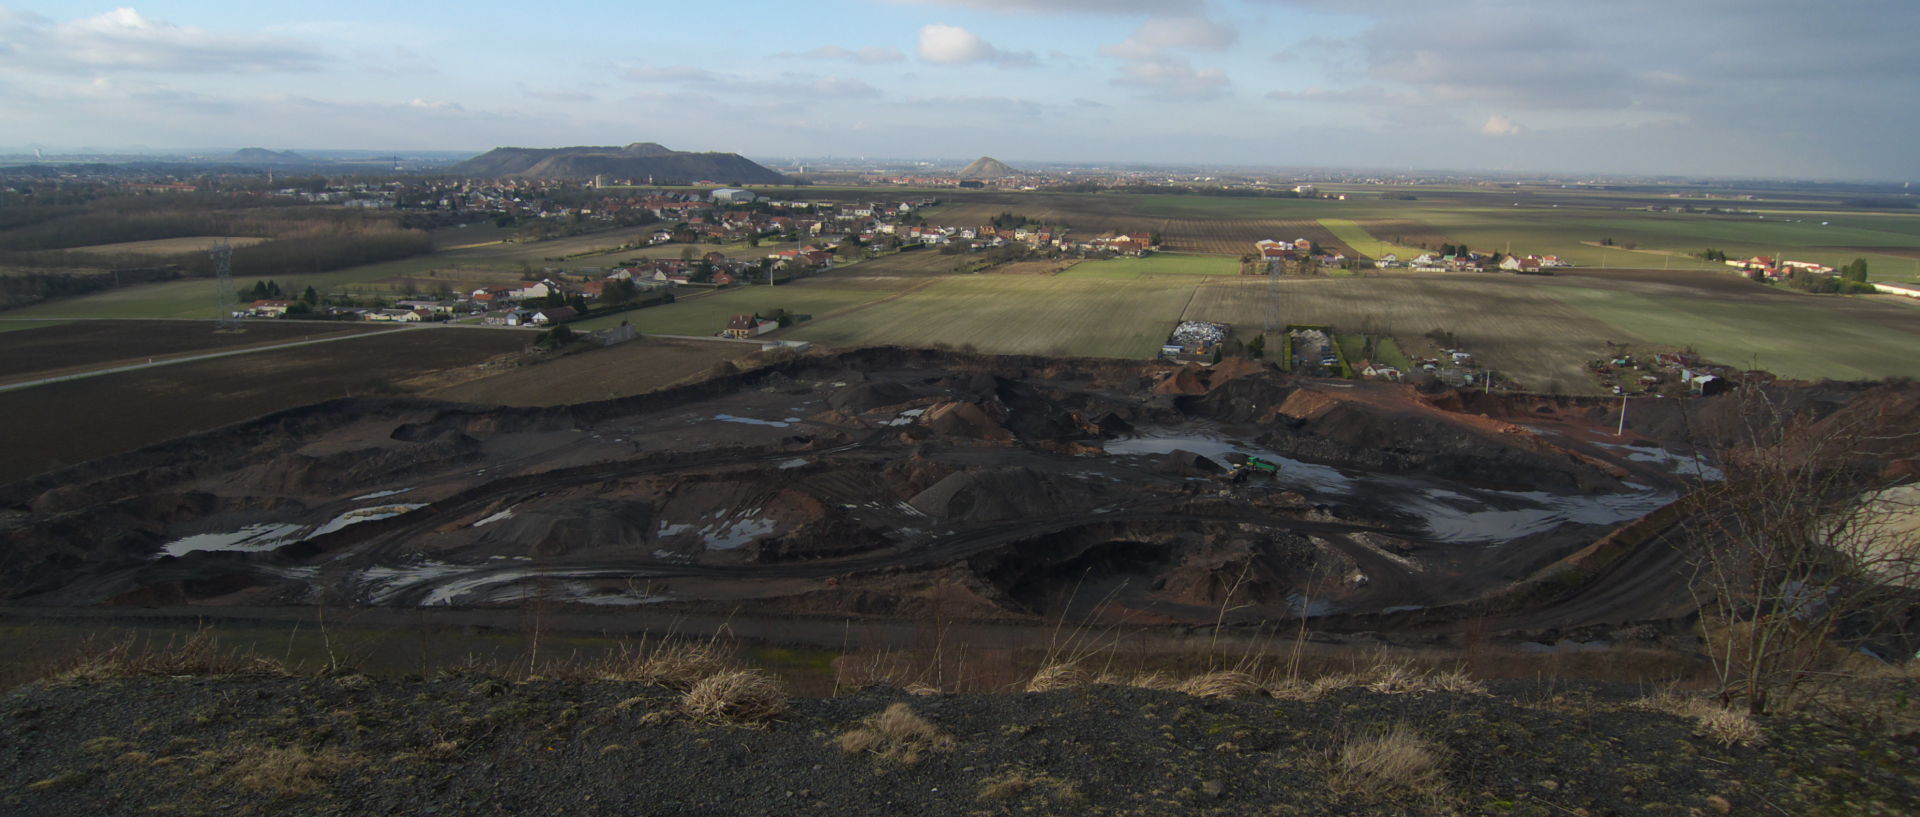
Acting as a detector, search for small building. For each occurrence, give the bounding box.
[248,299,296,317]
[723,313,778,338]
[531,306,579,325]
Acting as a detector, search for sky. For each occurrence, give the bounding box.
[1,1,1917,179]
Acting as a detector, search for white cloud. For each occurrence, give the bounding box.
[1111,55,1229,102]
[778,45,906,64]
[1100,16,1236,59]
[1481,114,1523,136]
[0,7,326,74]
[917,24,1032,66]
[888,0,1166,12]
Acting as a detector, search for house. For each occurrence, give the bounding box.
[531,306,578,325]
[395,299,455,315]
[248,300,296,317]
[510,282,551,300]
[368,308,423,322]
[723,314,778,338]
[1360,361,1401,381]
[710,188,755,204]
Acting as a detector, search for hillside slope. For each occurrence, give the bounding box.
[450,142,788,184]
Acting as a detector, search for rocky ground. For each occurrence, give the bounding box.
[3,662,1917,817]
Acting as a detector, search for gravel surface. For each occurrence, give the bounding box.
[3,674,1917,816]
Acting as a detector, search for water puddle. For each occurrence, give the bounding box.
[161,523,308,557]
[714,414,791,428]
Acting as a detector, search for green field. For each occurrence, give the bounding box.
[785,275,1195,358]
[1061,253,1238,280]
[1319,219,1427,260]
[1540,285,1920,381]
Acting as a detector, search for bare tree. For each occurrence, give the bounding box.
[1683,384,1920,714]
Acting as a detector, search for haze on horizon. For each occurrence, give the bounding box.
[1,0,1916,181]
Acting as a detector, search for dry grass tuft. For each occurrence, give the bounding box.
[212,745,361,798]
[1175,670,1262,699]
[1330,725,1448,803]
[1127,671,1180,691]
[1025,663,1092,693]
[1641,690,1767,747]
[680,669,789,725]
[978,769,1086,807]
[52,631,287,683]
[837,703,956,765]
[604,641,735,690]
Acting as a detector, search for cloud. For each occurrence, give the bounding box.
[0,7,326,74]
[1100,16,1236,59]
[886,0,1168,13]
[777,45,906,64]
[917,24,1033,66]
[622,63,880,99]
[1111,55,1229,102]
[1481,114,1523,136]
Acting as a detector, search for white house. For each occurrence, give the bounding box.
[710,188,755,204]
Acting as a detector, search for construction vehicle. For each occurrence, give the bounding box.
[1222,453,1282,481]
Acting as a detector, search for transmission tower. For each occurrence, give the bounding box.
[211,241,238,328]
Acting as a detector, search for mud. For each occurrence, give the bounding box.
[5,347,1915,635]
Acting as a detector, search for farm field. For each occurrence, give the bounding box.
[1182,274,1621,393]
[1155,218,1353,257]
[1319,219,1429,260]
[1062,253,1237,279]
[0,319,381,381]
[59,236,270,256]
[783,275,1195,358]
[427,337,751,406]
[0,327,530,485]
[1537,281,1920,381]
[569,281,905,337]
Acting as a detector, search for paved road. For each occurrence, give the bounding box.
[0,325,423,394]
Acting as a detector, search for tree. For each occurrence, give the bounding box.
[1682,385,1920,714]
[302,285,318,304]
[1843,258,1869,283]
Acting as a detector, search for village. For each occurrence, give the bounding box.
[236,186,1160,333]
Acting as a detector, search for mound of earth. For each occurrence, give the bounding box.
[450,142,789,184]
[907,467,1102,522]
[957,156,1019,179]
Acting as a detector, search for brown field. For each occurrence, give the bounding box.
[60,236,270,256]
[0,320,382,381]
[0,328,530,485]
[425,337,752,406]
[1181,273,1625,392]
[1351,219,1457,253]
[1156,218,1355,257]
